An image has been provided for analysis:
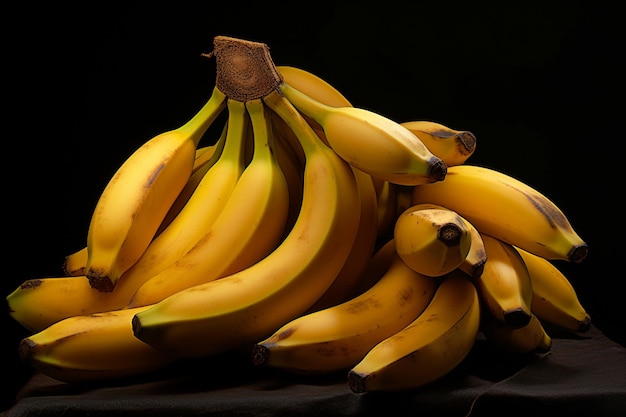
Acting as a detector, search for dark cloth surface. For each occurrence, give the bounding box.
[3,326,625,417]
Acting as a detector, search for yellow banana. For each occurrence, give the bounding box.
[279,81,447,186]
[306,167,379,312]
[60,142,223,277]
[18,306,175,383]
[400,120,477,167]
[516,247,591,333]
[114,100,248,297]
[252,249,437,373]
[393,203,472,277]
[411,164,588,263]
[127,98,290,308]
[458,217,488,279]
[85,87,227,292]
[474,233,534,328]
[62,246,88,276]
[348,270,480,393]
[350,238,397,297]
[481,312,552,355]
[131,90,361,358]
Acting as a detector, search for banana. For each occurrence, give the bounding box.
[60,141,223,277]
[400,120,477,167]
[277,65,352,108]
[351,238,397,297]
[347,270,480,393]
[393,203,472,277]
[252,248,437,374]
[515,247,591,333]
[481,312,552,355]
[411,164,588,263]
[278,81,447,186]
[127,98,290,308]
[458,217,488,279]
[113,100,248,296]
[306,166,379,312]
[474,233,534,328]
[131,90,361,358]
[62,246,88,276]
[84,87,227,292]
[18,306,175,383]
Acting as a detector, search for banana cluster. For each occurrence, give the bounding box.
[7,36,590,393]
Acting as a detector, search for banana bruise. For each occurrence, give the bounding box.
[394,203,472,277]
[400,120,477,167]
[127,98,290,308]
[347,270,480,393]
[279,82,447,186]
[19,306,176,383]
[411,164,588,263]
[252,249,437,373]
[85,87,227,292]
[131,90,361,358]
[515,247,591,333]
[481,312,552,355]
[474,233,534,328]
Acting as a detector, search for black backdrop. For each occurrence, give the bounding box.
[3,1,623,412]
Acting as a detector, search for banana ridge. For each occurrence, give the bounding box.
[131,90,362,358]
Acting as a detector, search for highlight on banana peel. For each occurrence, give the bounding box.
[7,35,589,393]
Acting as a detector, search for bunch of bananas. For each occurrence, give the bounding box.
[7,36,590,393]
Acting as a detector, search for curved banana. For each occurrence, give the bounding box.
[306,167,379,312]
[400,120,477,167]
[279,82,447,186]
[60,142,223,277]
[63,247,88,276]
[474,233,534,328]
[114,100,248,297]
[394,203,472,277]
[85,87,227,292]
[411,164,588,263]
[252,249,437,373]
[131,91,361,358]
[18,306,175,383]
[515,247,591,333]
[481,312,552,355]
[127,98,290,307]
[458,217,488,279]
[347,270,480,393]
[350,238,397,297]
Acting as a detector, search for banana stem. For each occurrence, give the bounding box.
[177,87,227,146]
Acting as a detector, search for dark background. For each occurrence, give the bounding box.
[3,1,623,411]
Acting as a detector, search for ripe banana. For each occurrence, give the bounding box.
[350,238,397,297]
[481,312,552,355]
[411,164,588,263]
[131,91,361,358]
[279,81,447,186]
[458,217,488,279]
[18,306,175,383]
[127,98,290,307]
[347,270,480,393]
[62,246,87,276]
[252,248,437,373]
[374,179,397,241]
[394,203,472,277]
[114,100,248,299]
[400,120,477,167]
[515,247,591,333]
[85,87,227,292]
[474,233,534,328]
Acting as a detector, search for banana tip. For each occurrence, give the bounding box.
[428,159,447,182]
[347,371,366,393]
[251,344,269,366]
[569,244,588,263]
